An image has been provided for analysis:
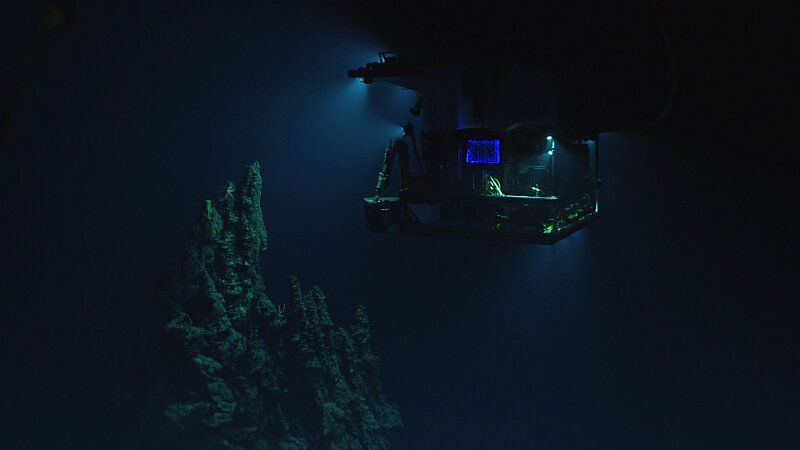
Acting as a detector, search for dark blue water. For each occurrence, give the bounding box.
[1,1,795,449]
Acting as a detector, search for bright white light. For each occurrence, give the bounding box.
[546,135,552,141]
[547,150,554,156]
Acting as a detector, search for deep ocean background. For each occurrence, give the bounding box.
[1,1,796,449]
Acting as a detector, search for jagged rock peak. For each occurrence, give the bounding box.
[140,162,401,450]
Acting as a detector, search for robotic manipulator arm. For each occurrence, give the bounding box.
[375,138,411,197]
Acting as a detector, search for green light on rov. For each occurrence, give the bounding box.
[547,149,554,156]
[546,135,552,141]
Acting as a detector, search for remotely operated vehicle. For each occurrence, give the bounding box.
[349,53,602,244]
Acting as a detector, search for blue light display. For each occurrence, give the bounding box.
[465,139,500,164]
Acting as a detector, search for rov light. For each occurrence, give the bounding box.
[547,150,554,156]
[546,135,555,149]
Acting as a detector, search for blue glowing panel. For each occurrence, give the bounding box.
[465,139,500,164]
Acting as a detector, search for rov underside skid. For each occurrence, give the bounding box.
[365,193,598,244]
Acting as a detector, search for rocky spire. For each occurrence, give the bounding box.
[134,162,400,450]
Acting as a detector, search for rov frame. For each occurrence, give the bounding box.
[365,126,601,244]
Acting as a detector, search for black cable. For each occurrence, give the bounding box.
[643,0,678,129]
